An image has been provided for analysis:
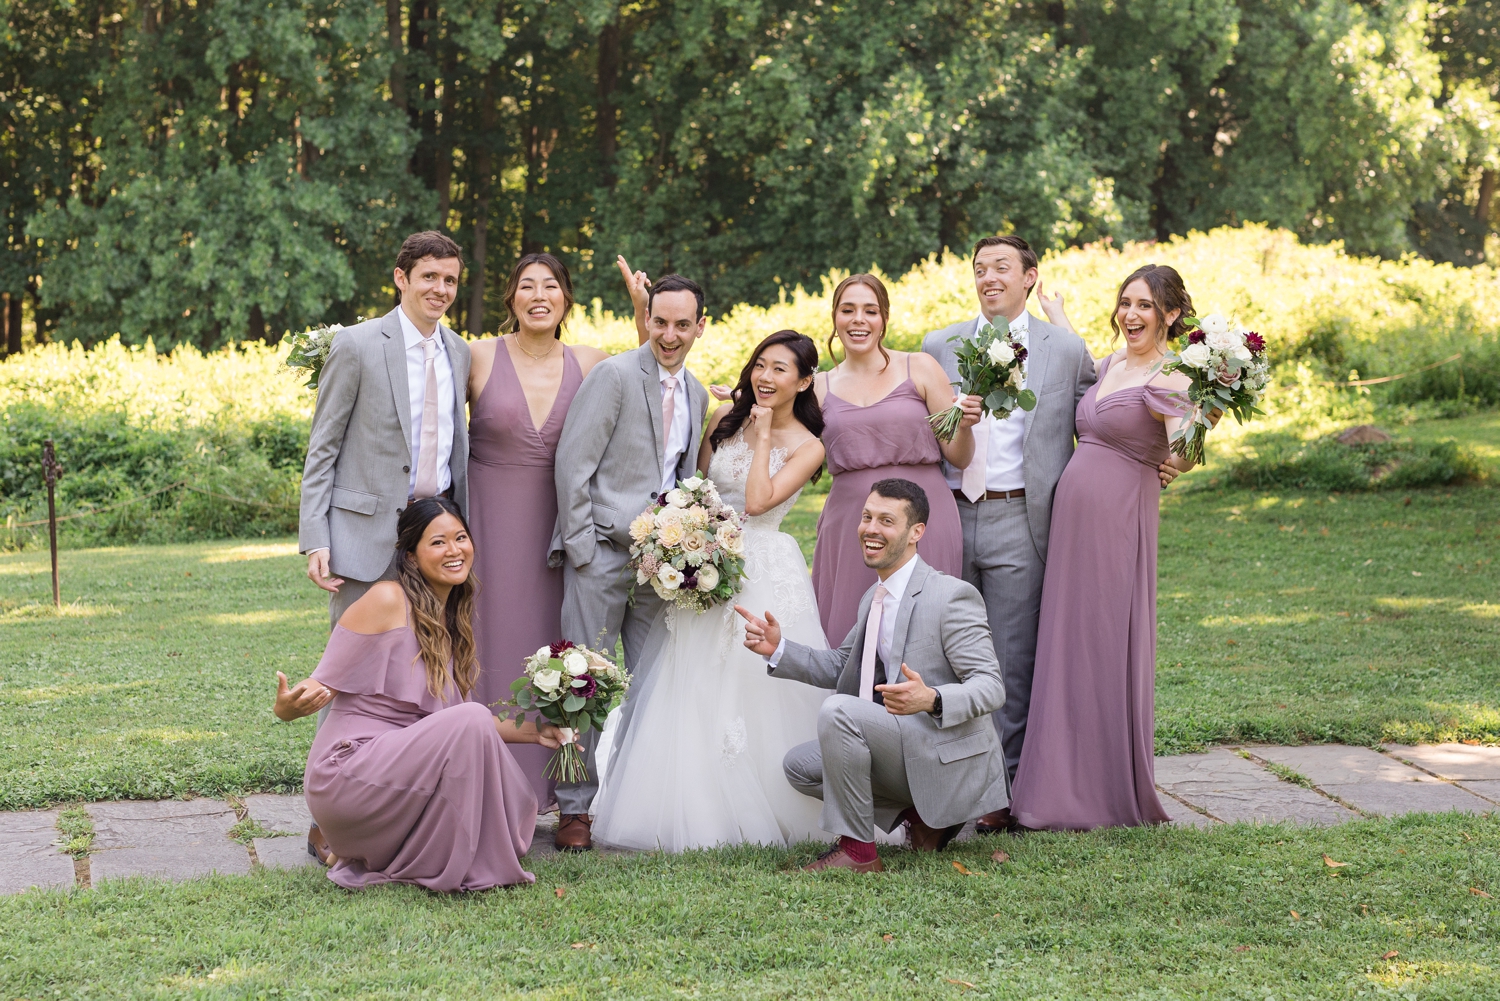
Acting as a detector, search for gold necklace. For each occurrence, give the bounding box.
[511,334,557,362]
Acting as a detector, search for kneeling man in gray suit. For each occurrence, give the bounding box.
[737,478,1008,873]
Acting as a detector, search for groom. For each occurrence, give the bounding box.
[922,235,1095,833]
[552,273,711,851]
[738,478,1008,872]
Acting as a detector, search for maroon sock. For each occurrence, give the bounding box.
[897,807,921,827]
[839,836,878,864]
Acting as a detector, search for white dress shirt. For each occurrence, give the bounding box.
[399,306,455,497]
[943,311,1029,492]
[768,554,920,675]
[658,362,692,496]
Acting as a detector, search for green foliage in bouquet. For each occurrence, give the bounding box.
[284,325,342,390]
[498,642,629,783]
[929,320,1035,442]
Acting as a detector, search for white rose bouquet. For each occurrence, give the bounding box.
[284,323,344,390]
[1161,314,1270,465]
[497,641,628,783]
[928,318,1035,442]
[625,475,747,613]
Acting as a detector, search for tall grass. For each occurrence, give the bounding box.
[3,225,1493,547]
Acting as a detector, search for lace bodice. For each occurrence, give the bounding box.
[706,434,803,532]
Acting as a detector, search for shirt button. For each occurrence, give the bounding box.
[403,465,410,473]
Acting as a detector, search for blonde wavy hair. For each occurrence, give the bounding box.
[394,497,481,700]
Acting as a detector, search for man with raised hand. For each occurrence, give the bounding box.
[739,478,1007,872]
[551,273,710,852]
[922,235,1095,834]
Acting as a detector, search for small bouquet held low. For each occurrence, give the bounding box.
[626,475,747,613]
[929,318,1035,442]
[285,323,344,390]
[499,641,629,783]
[1161,314,1270,465]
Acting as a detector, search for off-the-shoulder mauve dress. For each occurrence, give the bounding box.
[1009,355,1190,831]
[812,362,963,644]
[304,624,539,891]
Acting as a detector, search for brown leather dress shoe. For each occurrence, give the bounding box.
[801,846,884,873]
[903,813,965,852]
[554,813,593,852]
[307,823,335,866]
[974,808,1014,835]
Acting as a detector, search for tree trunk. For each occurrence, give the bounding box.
[468,65,501,336]
[596,19,621,185]
[7,293,20,354]
[1477,168,1497,233]
[248,304,267,343]
[387,0,407,111]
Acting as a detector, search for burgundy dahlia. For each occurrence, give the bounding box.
[1244,331,1265,354]
[1187,329,1207,345]
[1013,346,1028,363]
[684,575,698,590]
[574,674,598,699]
[549,640,577,657]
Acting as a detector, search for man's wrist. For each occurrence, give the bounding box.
[927,688,943,717]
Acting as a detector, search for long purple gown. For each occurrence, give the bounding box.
[468,343,583,809]
[812,361,963,644]
[305,625,538,891]
[1009,356,1189,831]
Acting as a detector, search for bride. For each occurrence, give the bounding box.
[591,330,834,850]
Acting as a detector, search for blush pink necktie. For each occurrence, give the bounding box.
[961,419,989,503]
[859,584,889,701]
[413,336,440,499]
[661,374,678,452]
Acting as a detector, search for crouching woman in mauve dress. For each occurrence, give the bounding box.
[273,496,566,892]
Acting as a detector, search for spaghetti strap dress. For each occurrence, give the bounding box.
[811,356,963,644]
[304,624,539,891]
[467,342,583,810]
[1009,355,1190,831]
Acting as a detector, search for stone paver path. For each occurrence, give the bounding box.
[1,743,1494,894]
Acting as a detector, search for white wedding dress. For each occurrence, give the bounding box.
[591,434,833,850]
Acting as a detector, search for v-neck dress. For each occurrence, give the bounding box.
[467,342,583,808]
[1009,355,1189,831]
[811,369,963,645]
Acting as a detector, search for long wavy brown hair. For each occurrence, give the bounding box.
[394,497,480,700]
[828,273,891,372]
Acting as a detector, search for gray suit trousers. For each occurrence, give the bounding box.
[557,540,666,814]
[957,494,1044,783]
[315,550,402,731]
[783,695,915,841]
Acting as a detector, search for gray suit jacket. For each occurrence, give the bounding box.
[298,308,471,582]
[772,558,1009,828]
[923,312,1096,561]
[554,343,709,568]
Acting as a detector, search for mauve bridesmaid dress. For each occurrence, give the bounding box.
[1009,355,1189,831]
[468,342,583,809]
[812,358,963,644]
[304,625,538,891]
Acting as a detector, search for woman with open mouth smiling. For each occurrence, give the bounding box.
[809,274,974,646]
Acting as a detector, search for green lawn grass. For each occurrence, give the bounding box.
[3,814,1497,999]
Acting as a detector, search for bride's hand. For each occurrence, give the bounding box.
[747,404,773,443]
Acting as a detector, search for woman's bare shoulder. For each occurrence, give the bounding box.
[339,581,408,634]
[470,337,501,360]
[571,343,610,377]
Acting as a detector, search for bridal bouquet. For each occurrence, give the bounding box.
[285,323,344,390]
[1161,314,1270,465]
[499,641,629,783]
[929,319,1035,442]
[626,475,747,612]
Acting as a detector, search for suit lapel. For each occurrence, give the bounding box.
[886,557,930,682]
[381,309,413,457]
[1022,312,1052,449]
[638,346,664,480]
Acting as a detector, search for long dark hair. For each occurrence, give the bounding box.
[710,330,824,482]
[1109,264,1194,348]
[395,496,480,700]
[500,252,574,339]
